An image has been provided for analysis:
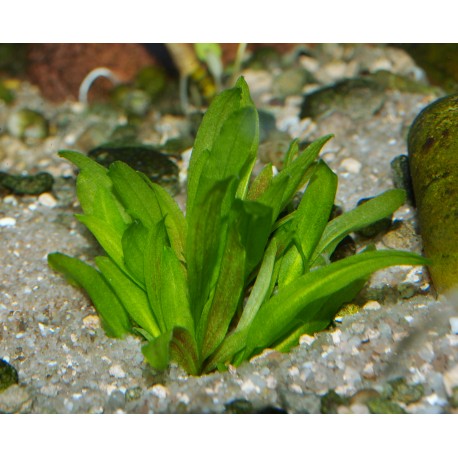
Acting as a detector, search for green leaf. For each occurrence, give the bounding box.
[187,77,255,210]
[139,174,187,262]
[311,189,406,264]
[197,198,272,359]
[278,159,337,286]
[142,327,200,375]
[96,256,161,338]
[254,135,332,224]
[236,239,278,332]
[108,161,163,230]
[75,214,125,269]
[142,330,173,371]
[48,253,131,338]
[186,178,235,323]
[59,151,130,232]
[122,219,149,284]
[244,250,428,358]
[159,246,194,332]
[247,163,273,201]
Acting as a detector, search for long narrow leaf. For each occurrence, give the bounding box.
[59,151,130,232]
[48,253,131,337]
[96,256,161,338]
[187,76,255,215]
[254,135,333,224]
[311,189,406,264]
[245,250,429,358]
[278,159,337,286]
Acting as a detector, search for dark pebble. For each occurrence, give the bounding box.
[0,171,54,195]
[0,359,19,392]
[88,143,179,195]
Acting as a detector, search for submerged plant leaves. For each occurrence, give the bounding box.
[49,77,429,375]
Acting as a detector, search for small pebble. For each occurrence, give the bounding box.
[0,217,16,227]
[340,158,362,174]
[449,317,458,335]
[109,364,126,379]
[443,364,458,397]
[363,300,382,311]
[38,192,57,208]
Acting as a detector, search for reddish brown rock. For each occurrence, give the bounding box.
[26,43,157,102]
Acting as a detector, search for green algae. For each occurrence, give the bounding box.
[408,94,458,293]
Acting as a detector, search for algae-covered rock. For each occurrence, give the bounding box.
[0,359,19,392]
[407,94,458,293]
[88,143,179,195]
[0,171,54,195]
[300,77,386,120]
[367,397,406,414]
[7,108,49,140]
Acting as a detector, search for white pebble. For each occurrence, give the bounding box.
[340,158,362,174]
[109,364,126,379]
[150,384,168,399]
[0,216,16,227]
[449,317,458,335]
[363,300,381,311]
[3,195,17,205]
[38,192,57,208]
[443,364,458,397]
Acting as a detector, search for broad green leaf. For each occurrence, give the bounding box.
[48,253,131,338]
[108,161,163,230]
[278,159,337,286]
[189,106,258,211]
[203,327,249,373]
[142,327,200,375]
[273,277,367,352]
[244,250,428,358]
[197,198,272,359]
[186,178,235,323]
[283,139,300,168]
[143,219,169,332]
[233,199,273,277]
[75,214,124,269]
[236,239,277,332]
[247,163,273,201]
[311,189,406,265]
[142,330,173,371]
[139,174,187,261]
[122,220,149,285]
[168,327,200,376]
[59,151,130,232]
[159,246,194,332]
[197,212,246,359]
[96,256,161,338]
[187,76,254,216]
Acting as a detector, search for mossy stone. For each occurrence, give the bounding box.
[407,94,458,293]
[0,171,54,195]
[7,108,49,140]
[300,77,386,120]
[388,377,424,404]
[367,398,406,414]
[88,143,179,195]
[320,389,349,414]
[0,359,19,392]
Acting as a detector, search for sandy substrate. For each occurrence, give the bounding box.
[1,44,457,413]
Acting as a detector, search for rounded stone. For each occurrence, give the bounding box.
[6,108,49,140]
[0,359,19,392]
[408,94,458,293]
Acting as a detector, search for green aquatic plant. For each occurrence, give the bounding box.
[48,78,428,375]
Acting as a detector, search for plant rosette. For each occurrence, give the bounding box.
[49,78,428,375]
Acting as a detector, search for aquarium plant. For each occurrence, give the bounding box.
[48,78,428,375]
